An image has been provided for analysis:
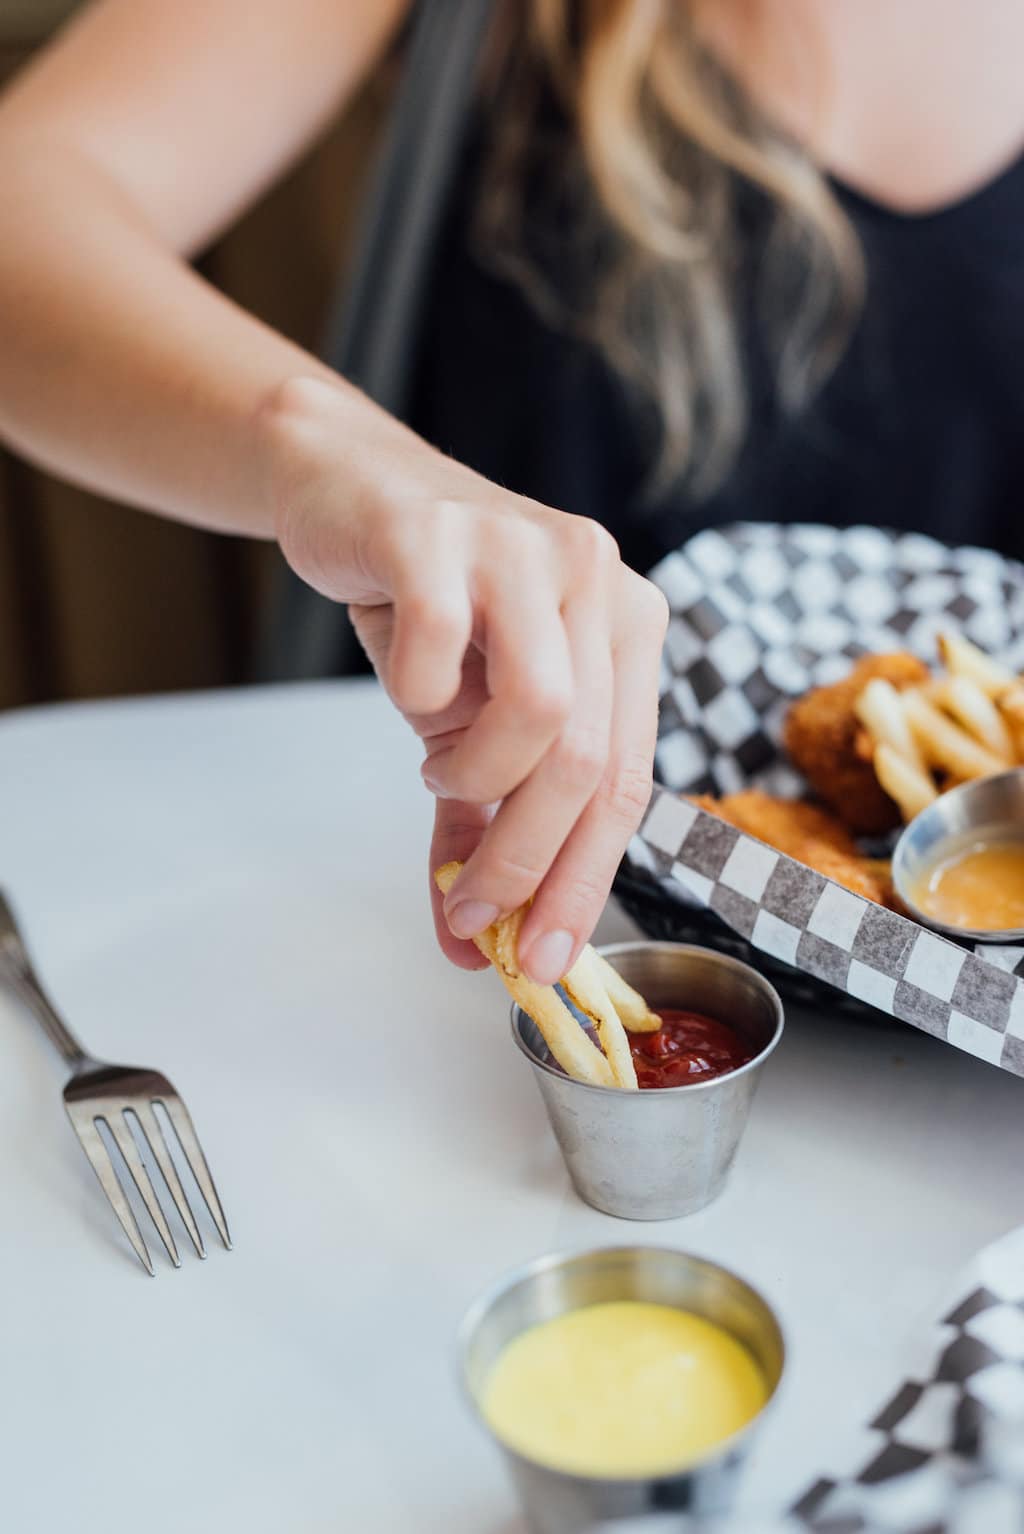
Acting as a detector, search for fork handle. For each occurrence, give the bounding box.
[0,891,93,1070]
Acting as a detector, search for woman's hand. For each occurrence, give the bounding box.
[262,376,668,983]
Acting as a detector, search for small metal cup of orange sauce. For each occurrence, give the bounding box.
[511,941,784,1221]
[457,1245,785,1534]
[892,767,1024,942]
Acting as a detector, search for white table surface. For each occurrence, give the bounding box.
[2,680,1023,1533]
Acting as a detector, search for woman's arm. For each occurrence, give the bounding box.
[0,0,407,529]
[0,0,669,984]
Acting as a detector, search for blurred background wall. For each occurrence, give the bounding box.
[0,0,385,711]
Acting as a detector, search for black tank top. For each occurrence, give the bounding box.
[408,137,1024,575]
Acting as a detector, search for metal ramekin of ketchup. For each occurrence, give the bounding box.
[511,941,784,1220]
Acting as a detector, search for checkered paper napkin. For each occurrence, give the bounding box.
[676,1227,1024,1534]
[627,523,1024,1078]
[787,1224,1024,1533]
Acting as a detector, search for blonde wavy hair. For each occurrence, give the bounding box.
[479,0,863,495]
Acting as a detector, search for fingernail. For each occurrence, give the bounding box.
[421,766,453,799]
[523,929,575,986]
[446,900,499,939]
[421,747,455,799]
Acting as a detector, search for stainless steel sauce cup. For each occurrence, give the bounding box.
[512,942,784,1220]
[458,1245,785,1534]
[892,767,1024,941]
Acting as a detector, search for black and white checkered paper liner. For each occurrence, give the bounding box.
[628,524,1024,1077]
[647,523,1024,799]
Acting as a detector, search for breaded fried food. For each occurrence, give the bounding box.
[783,652,930,834]
[692,790,896,907]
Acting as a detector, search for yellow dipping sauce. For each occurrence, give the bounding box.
[911,834,1024,931]
[481,1300,767,1478]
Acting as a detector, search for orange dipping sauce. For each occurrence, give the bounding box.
[910,835,1024,932]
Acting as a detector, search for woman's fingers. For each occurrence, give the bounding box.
[357,495,665,984]
[429,797,494,970]
[353,601,492,744]
[390,602,470,717]
[356,502,477,719]
[441,598,614,952]
[515,575,667,980]
[427,516,621,809]
[426,564,574,805]
[387,579,473,718]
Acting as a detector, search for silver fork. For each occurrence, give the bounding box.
[0,890,231,1274]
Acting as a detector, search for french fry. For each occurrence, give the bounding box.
[562,947,638,1089]
[933,676,1014,762]
[938,630,1013,697]
[997,683,1024,761]
[873,743,938,823]
[583,949,662,1034]
[492,903,654,1071]
[492,901,526,979]
[901,689,1007,781]
[433,862,614,1087]
[854,679,928,775]
[918,677,946,705]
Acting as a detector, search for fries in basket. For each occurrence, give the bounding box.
[697,631,1024,912]
[854,634,1021,821]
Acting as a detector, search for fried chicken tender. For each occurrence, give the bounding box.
[783,652,930,834]
[693,790,897,907]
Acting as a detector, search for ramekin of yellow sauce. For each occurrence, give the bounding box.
[458,1246,784,1533]
[482,1300,767,1478]
[892,770,1024,941]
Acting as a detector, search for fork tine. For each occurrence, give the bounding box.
[131,1104,205,1259]
[158,1095,231,1249]
[107,1114,180,1268]
[71,1114,155,1276]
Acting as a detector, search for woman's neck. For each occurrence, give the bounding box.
[698,0,1024,214]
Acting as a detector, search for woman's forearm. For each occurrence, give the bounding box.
[0,135,352,537]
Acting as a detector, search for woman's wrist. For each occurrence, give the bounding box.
[254,368,487,597]
[251,373,365,579]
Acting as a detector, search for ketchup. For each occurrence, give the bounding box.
[627,1009,754,1089]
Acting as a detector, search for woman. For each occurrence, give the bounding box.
[0,0,1021,983]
